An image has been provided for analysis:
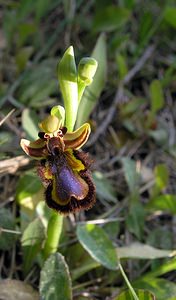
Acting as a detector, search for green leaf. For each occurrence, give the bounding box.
[149,79,164,114]
[22,108,39,140]
[151,164,169,198]
[18,23,37,47]
[77,224,118,270]
[36,200,53,228]
[116,53,128,80]
[122,0,136,10]
[154,164,169,190]
[93,5,130,32]
[147,194,176,215]
[122,158,144,239]
[16,172,42,203]
[0,208,17,250]
[29,80,56,107]
[134,278,176,300]
[126,202,145,239]
[117,243,175,260]
[147,227,173,251]
[15,46,34,72]
[21,218,45,274]
[164,7,176,29]
[103,221,120,241]
[93,171,117,203]
[143,257,176,278]
[16,173,43,230]
[17,59,57,105]
[66,243,100,280]
[17,0,36,20]
[115,289,155,300]
[121,157,140,195]
[148,128,168,145]
[39,253,72,300]
[3,11,18,45]
[35,0,51,21]
[72,258,100,281]
[76,33,107,127]
[121,98,146,116]
[139,11,153,44]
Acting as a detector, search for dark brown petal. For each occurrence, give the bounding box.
[64,123,90,150]
[20,139,48,159]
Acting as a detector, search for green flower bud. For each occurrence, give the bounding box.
[78,57,98,85]
[77,57,98,103]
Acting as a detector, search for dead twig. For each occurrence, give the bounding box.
[0,111,22,137]
[0,109,15,127]
[0,155,30,175]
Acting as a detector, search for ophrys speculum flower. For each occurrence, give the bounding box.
[20,114,95,214]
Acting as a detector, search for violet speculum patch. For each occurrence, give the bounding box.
[20,113,96,214]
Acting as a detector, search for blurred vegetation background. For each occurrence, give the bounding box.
[1,0,176,299]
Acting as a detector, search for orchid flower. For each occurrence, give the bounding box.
[20,113,95,214]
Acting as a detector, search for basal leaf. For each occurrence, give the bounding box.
[39,253,72,300]
[77,224,118,270]
[117,243,175,260]
[21,217,45,274]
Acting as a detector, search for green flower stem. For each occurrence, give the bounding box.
[43,212,63,259]
[118,261,139,300]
